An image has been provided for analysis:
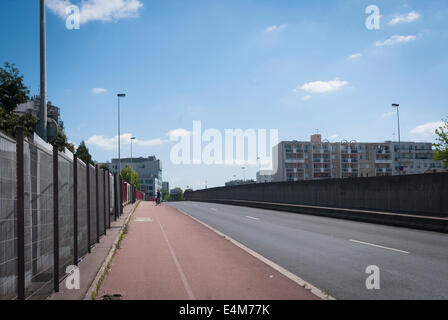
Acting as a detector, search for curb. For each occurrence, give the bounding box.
[174,207,335,300]
[84,201,141,300]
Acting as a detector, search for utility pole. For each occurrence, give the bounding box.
[39,0,47,141]
[392,104,402,174]
[130,137,135,187]
[117,94,126,174]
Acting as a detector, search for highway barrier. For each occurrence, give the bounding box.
[184,173,448,233]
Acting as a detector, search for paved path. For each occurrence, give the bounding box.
[169,201,448,300]
[98,202,318,300]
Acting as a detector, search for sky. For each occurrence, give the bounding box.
[1,0,447,190]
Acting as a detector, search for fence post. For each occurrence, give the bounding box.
[103,169,106,235]
[95,164,100,243]
[113,174,118,221]
[16,128,25,300]
[52,144,59,293]
[120,176,123,216]
[73,155,78,265]
[107,170,111,229]
[86,164,91,253]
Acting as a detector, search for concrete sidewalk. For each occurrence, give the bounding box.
[98,201,320,300]
[47,203,138,300]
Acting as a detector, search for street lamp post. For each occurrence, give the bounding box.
[117,94,126,174]
[39,0,47,141]
[241,167,246,181]
[130,137,135,187]
[392,103,401,174]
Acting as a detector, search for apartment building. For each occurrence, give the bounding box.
[261,134,443,183]
[110,156,163,199]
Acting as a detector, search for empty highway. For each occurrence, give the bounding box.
[168,201,448,300]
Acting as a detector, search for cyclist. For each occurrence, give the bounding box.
[156,189,161,206]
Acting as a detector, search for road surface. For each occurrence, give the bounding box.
[168,201,448,300]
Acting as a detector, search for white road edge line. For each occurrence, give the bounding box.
[245,216,260,221]
[210,208,218,212]
[349,239,410,254]
[174,207,335,300]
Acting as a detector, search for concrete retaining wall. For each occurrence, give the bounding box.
[184,173,448,232]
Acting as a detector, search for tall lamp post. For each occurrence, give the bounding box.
[117,93,126,174]
[392,103,401,174]
[39,0,47,141]
[130,136,135,187]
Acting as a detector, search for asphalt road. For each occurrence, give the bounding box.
[168,201,448,300]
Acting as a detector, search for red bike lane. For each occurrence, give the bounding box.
[98,201,320,300]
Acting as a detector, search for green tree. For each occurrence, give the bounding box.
[100,163,110,171]
[0,63,37,138]
[75,141,93,165]
[66,141,75,153]
[120,165,140,189]
[52,127,69,152]
[162,189,170,201]
[0,108,38,138]
[433,117,448,167]
[169,188,184,202]
[0,63,29,113]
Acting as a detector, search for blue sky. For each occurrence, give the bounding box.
[1,0,447,189]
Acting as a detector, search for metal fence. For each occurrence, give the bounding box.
[0,129,141,300]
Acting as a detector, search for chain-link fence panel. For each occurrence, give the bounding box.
[0,134,17,300]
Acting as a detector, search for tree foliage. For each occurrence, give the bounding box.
[120,165,140,189]
[0,63,29,113]
[167,188,184,202]
[433,117,448,167]
[75,141,93,165]
[0,63,37,138]
[0,108,38,138]
[100,163,110,171]
[52,127,70,152]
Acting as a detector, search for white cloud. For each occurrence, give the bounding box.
[92,88,107,94]
[329,134,338,140]
[389,12,421,25]
[348,53,362,60]
[410,121,443,136]
[265,24,287,33]
[167,129,192,140]
[381,111,396,118]
[296,79,349,94]
[46,0,144,25]
[375,35,417,47]
[87,133,164,150]
[301,95,312,101]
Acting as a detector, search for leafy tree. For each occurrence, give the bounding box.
[433,117,448,167]
[0,108,38,138]
[162,189,170,201]
[66,142,75,153]
[100,163,110,171]
[75,141,93,165]
[120,165,140,189]
[0,63,37,138]
[52,127,69,152]
[169,188,184,202]
[0,63,29,113]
